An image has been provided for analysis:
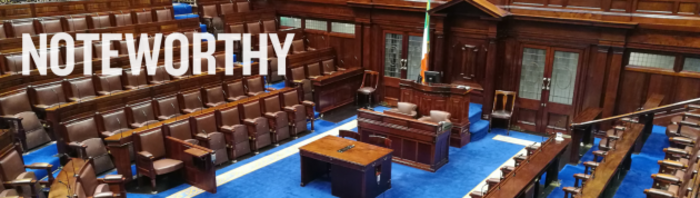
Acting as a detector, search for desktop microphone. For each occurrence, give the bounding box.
[141,110,149,125]
[69,15,75,32]
[105,76,113,96]
[73,83,82,103]
[51,88,61,109]
[197,96,204,114]
[221,89,228,101]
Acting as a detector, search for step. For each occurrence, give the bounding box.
[469,103,483,125]
[470,119,490,142]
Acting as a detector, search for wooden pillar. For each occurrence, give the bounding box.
[107,140,134,182]
[431,15,445,72]
[569,125,591,164]
[482,40,497,119]
[601,47,625,126]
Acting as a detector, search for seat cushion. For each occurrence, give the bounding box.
[491,110,512,119]
[153,158,184,175]
[358,87,375,95]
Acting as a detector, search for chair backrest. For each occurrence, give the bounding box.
[91,15,111,29]
[164,119,193,141]
[282,89,300,106]
[94,41,116,59]
[180,89,204,111]
[217,106,241,126]
[397,102,417,114]
[170,62,192,79]
[229,23,245,34]
[64,117,100,143]
[291,67,306,81]
[66,77,97,100]
[32,82,67,108]
[2,53,24,74]
[292,40,305,53]
[242,101,262,119]
[0,91,33,116]
[263,96,281,113]
[307,63,321,77]
[367,135,391,148]
[204,85,225,106]
[360,70,380,89]
[247,22,261,34]
[220,3,235,15]
[263,20,276,33]
[127,100,156,124]
[65,17,88,31]
[46,48,64,66]
[339,130,360,141]
[135,128,166,159]
[155,95,180,119]
[193,113,218,134]
[77,162,99,196]
[0,147,25,181]
[123,68,148,88]
[12,21,36,38]
[246,76,264,93]
[40,19,63,33]
[74,46,86,63]
[202,5,218,18]
[136,11,152,23]
[322,59,336,74]
[97,75,122,92]
[113,13,132,27]
[267,45,275,58]
[493,90,517,112]
[237,1,251,12]
[225,80,246,97]
[156,9,173,21]
[214,54,227,69]
[149,66,171,83]
[98,108,129,133]
[0,24,5,39]
[118,40,135,55]
[301,79,313,101]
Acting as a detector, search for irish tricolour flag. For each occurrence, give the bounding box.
[419,0,431,83]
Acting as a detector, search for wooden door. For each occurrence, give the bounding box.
[515,46,583,134]
[446,36,487,85]
[382,31,423,105]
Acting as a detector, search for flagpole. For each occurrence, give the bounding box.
[419,0,431,83]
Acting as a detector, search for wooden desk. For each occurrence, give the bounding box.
[399,79,472,148]
[166,136,217,194]
[299,135,393,198]
[105,87,293,181]
[484,138,571,198]
[570,107,602,164]
[48,158,86,198]
[579,123,644,198]
[312,68,364,114]
[357,109,451,172]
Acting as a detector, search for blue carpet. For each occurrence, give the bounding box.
[23,142,60,180]
[172,3,193,15]
[174,14,199,20]
[269,81,286,90]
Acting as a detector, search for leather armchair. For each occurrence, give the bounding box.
[95,74,124,96]
[62,117,115,174]
[75,159,124,198]
[220,3,234,15]
[65,17,88,32]
[133,128,184,192]
[385,102,418,119]
[163,119,200,145]
[178,89,205,114]
[203,85,227,108]
[155,9,173,22]
[2,53,24,74]
[0,91,52,151]
[290,67,313,101]
[192,113,231,165]
[136,11,152,24]
[418,110,452,123]
[64,77,98,102]
[240,101,272,154]
[268,58,284,84]
[667,114,700,138]
[200,5,222,34]
[148,66,172,84]
[301,79,313,102]
[11,21,36,38]
[322,59,345,75]
[216,106,251,160]
[113,13,133,27]
[214,53,227,69]
[96,108,130,138]
[306,63,322,79]
[237,1,251,12]
[247,21,261,48]
[73,46,86,64]
[282,89,315,136]
[122,68,149,90]
[263,95,291,144]
[39,19,63,34]
[245,76,273,96]
[125,100,159,128]
[228,24,245,52]
[224,79,249,101]
[263,20,277,33]
[292,39,315,54]
[90,15,111,29]
[154,95,181,121]
[0,146,51,198]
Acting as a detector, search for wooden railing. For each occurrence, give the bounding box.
[0,0,172,20]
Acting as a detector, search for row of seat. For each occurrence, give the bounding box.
[469,143,541,198]
[199,0,253,33]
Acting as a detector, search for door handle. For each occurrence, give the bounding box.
[400,59,408,70]
[542,78,551,90]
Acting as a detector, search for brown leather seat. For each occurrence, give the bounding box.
[385,102,418,119]
[113,13,132,27]
[356,70,379,109]
[244,76,268,96]
[96,108,130,138]
[263,20,277,33]
[90,15,112,29]
[216,106,251,160]
[0,146,52,198]
[65,77,98,102]
[322,59,345,75]
[220,3,234,15]
[39,19,63,34]
[126,100,159,128]
[134,128,184,191]
[11,21,36,38]
[307,63,322,79]
[148,66,172,84]
[268,58,284,83]
[170,62,192,80]
[179,89,205,114]
[203,85,227,108]
[136,11,152,24]
[200,5,222,34]
[155,9,173,22]
[247,22,261,47]
[154,95,181,121]
[65,17,88,31]
[75,160,123,198]
[489,90,516,133]
[666,123,700,139]
[73,46,87,64]
[418,110,452,123]
[122,68,149,90]
[237,1,251,12]
[263,95,291,144]
[224,80,248,101]
[118,40,135,56]
[282,90,315,135]
[228,24,245,52]
[62,117,115,174]
[290,66,306,83]
[0,91,52,151]
[30,81,68,110]
[214,53,227,69]
[292,40,315,54]
[2,53,25,74]
[240,100,271,153]
[192,113,231,165]
[163,119,200,146]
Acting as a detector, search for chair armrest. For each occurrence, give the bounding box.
[68,141,88,158]
[138,151,153,159]
[644,188,676,198]
[265,87,277,91]
[243,119,257,127]
[664,148,689,158]
[25,163,52,170]
[6,178,36,185]
[670,137,695,146]
[652,173,682,185]
[101,174,124,183]
[264,112,279,119]
[283,106,296,113]
[680,120,700,127]
[94,192,118,198]
[302,101,315,107]
[684,112,700,119]
[195,133,209,140]
[658,160,687,170]
[0,115,21,121]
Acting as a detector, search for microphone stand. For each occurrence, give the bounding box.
[105,76,113,96]
[197,96,204,114]
[73,83,82,103]
[170,103,177,118]
[222,89,228,102]
[51,88,61,109]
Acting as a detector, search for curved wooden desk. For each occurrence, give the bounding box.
[48,158,85,198]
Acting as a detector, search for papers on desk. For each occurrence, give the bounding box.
[456,85,471,90]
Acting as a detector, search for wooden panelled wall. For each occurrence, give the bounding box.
[267,0,700,133]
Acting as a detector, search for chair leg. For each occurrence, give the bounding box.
[488,117,493,132]
[150,177,157,193]
[507,118,511,136]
